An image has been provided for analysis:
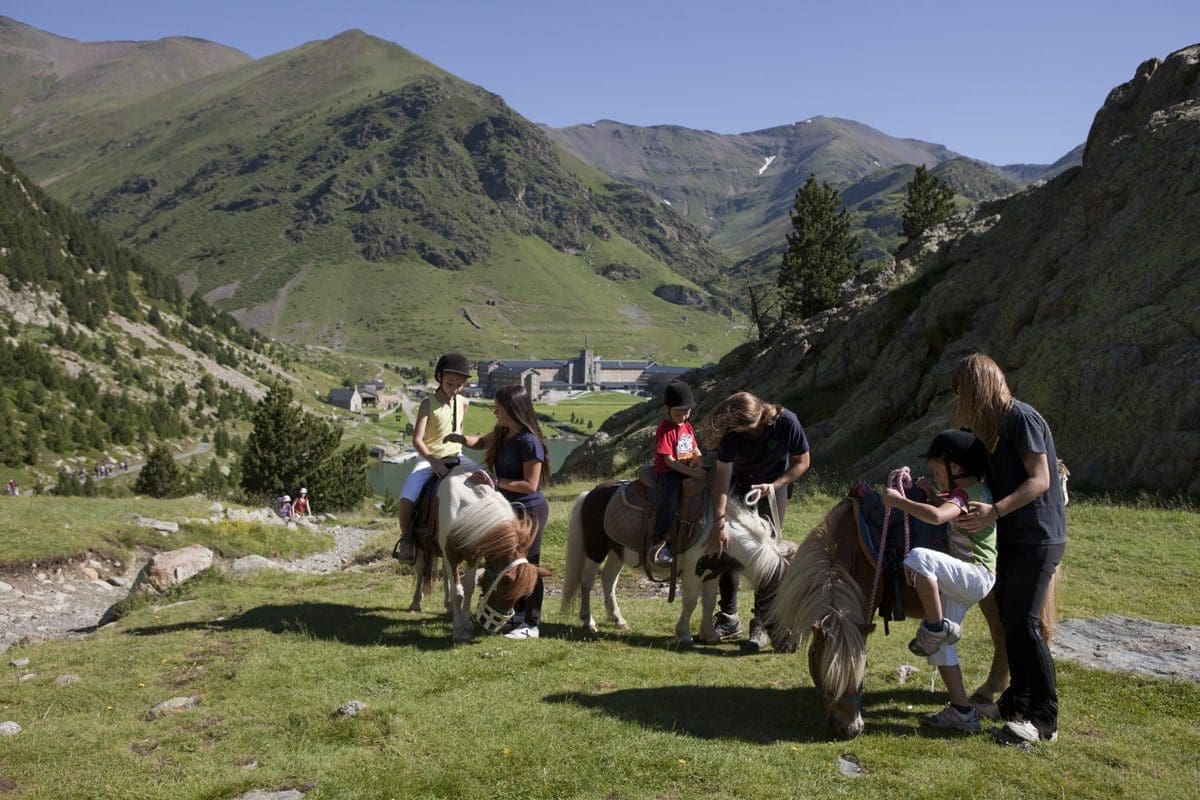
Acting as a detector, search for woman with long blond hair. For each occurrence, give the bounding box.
[702,391,811,652]
[953,353,1065,745]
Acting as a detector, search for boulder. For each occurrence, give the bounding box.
[132,515,179,534]
[0,721,21,736]
[129,545,215,597]
[229,555,284,575]
[145,696,201,721]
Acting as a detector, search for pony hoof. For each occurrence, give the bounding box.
[407,602,422,612]
[613,620,629,630]
[675,634,694,647]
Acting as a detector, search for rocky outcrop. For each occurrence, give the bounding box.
[563,44,1200,494]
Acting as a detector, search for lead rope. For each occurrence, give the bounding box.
[865,466,914,617]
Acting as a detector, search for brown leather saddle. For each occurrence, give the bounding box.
[602,464,709,570]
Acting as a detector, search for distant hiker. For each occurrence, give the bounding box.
[393,352,479,564]
[953,353,1066,746]
[446,384,551,640]
[701,391,812,652]
[5,479,17,496]
[292,488,312,517]
[276,494,293,519]
[649,381,706,567]
[880,429,997,733]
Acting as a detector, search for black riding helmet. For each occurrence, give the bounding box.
[435,351,472,378]
[922,428,990,481]
[662,380,696,409]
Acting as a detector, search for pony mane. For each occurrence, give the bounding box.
[766,501,868,700]
[443,485,526,560]
[724,500,789,588]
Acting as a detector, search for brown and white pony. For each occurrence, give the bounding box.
[560,482,788,645]
[437,466,548,643]
[766,499,1057,739]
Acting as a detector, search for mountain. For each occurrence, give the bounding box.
[0,15,250,149]
[0,151,278,485]
[544,117,1082,269]
[562,45,1200,494]
[0,22,740,363]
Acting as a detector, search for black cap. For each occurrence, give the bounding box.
[921,429,989,479]
[663,381,696,409]
[435,352,471,377]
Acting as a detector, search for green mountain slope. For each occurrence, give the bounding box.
[1,24,740,363]
[545,117,1082,269]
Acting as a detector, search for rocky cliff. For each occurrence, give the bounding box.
[563,45,1200,494]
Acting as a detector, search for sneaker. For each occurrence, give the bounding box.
[1003,717,1056,743]
[654,543,674,568]
[743,618,770,652]
[393,539,416,564]
[713,612,742,640]
[503,624,539,640]
[499,613,526,634]
[922,704,982,733]
[908,618,963,657]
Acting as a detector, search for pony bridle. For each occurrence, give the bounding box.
[475,557,529,632]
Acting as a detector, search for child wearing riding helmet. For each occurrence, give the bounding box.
[394,352,479,564]
[650,381,707,568]
[881,428,997,732]
[445,384,550,640]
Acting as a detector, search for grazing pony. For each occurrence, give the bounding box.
[560,481,788,644]
[437,466,548,643]
[765,499,1057,739]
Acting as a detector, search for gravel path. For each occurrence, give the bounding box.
[1,524,375,653]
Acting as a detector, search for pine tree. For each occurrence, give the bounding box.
[135,444,183,498]
[901,165,957,246]
[777,175,862,319]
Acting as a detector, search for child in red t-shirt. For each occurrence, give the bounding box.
[650,381,707,567]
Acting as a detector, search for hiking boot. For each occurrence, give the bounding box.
[713,612,742,640]
[743,618,770,652]
[654,543,674,568]
[922,703,982,733]
[393,538,416,564]
[503,624,539,640]
[1003,717,1056,743]
[908,618,962,657]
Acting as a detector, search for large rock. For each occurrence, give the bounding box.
[563,44,1200,494]
[129,545,215,597]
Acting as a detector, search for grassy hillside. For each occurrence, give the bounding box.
[0,491,1196,798]
[1,26,741,361]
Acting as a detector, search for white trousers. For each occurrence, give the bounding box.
[903,547,996,667]
[400,456,480,502]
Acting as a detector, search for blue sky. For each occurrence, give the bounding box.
[7,0,1199,164]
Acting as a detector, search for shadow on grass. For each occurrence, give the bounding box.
[546,685,924,742]
[126,602,463,651]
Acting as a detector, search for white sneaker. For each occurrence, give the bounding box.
[503,624,539,640]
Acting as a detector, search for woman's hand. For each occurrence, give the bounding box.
[959,502,996,531]
[468,470,491,486]
[443,433,465,445]
[706,518,729,554]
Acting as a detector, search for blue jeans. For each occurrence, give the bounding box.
[653,470,685,541]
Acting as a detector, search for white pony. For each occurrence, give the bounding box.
[437,466,547,643]
[560,484,790,645]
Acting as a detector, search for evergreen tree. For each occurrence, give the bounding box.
[240,384,368,510]
[135,444,183,498]
[777,175,862,319]
[901,165,957,246]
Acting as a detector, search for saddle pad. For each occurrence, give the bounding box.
[603,483,649,553]
[854,488,949,564]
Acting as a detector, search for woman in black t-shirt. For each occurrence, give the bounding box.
[953,353,1065,745]
[446,384,551,640]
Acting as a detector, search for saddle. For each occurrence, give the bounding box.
[602,464,709,569]
[851,487,949,629]
[391,457,461,567]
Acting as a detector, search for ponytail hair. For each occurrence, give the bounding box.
[701,391,781,449]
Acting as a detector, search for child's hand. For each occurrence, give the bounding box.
[882,487,905,506]
[690,465,708,480]
[431,460,450,478]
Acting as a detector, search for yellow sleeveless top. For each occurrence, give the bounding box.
[424,393,467,459]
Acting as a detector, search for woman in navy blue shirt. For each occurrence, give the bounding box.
[446,384,551,639]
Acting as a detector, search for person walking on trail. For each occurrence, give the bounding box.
[445,384,551,640]
[292,488,312,517]
[952,353,1066,746]
[394,352,479,564]
[701,391,811,652]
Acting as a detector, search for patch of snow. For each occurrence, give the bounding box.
[758,156,777,176]
[663,199,672,205]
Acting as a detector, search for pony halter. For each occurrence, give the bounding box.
[474,557,529,633]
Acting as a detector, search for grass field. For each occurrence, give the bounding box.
[1,490,1197,799]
